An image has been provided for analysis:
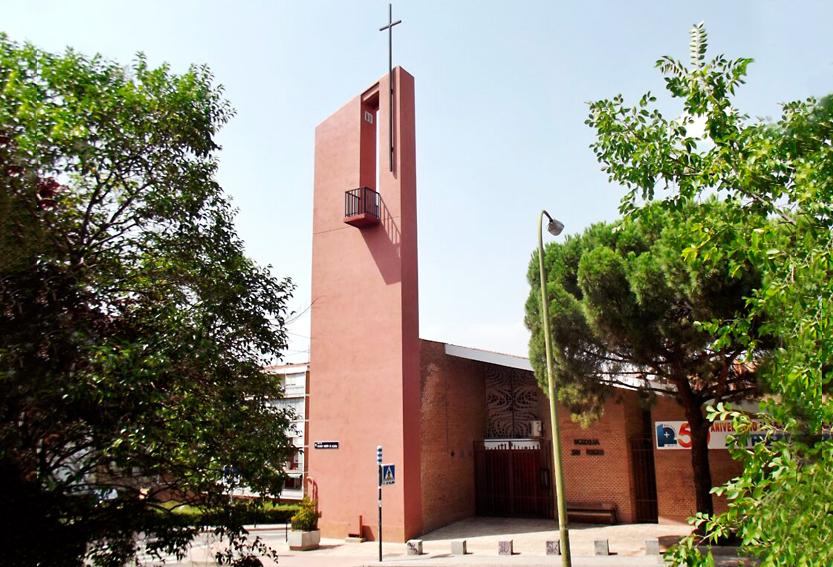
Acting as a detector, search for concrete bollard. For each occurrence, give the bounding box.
[451,540,467,555]
[594,539,610,556]
[498,540,514,555]
[645,538,660,555]
[546,540,561,555]
[406,539,423,556]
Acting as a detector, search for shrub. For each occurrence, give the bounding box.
[290,498,321,532]
[237,502,300,525]
[158,500,300,526]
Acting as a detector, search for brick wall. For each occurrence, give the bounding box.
[537,389,644,524]
[419,340,487,533]
[419,344,650,528]
[417,342,744,528]
[651,396,744,523]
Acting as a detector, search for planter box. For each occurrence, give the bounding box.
[288,529,321,551]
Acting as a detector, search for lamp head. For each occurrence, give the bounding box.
[547,218,564,236]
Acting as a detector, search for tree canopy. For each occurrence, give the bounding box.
[525,201,767,517]
[0,34,295,566]
[585,23,833,567]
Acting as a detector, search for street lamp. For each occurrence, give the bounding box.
[538,210,572,566]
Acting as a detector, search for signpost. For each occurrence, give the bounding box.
[377,445,383,562]
[376,446,397,562]
[376,446,397,561]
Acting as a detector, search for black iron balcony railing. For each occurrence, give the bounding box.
[344,186,380,227]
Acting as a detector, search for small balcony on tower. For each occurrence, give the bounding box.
[344,186,380,228]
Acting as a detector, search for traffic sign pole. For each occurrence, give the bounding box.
[377,445,383,562]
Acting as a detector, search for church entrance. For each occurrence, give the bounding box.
[473,440,554,519]
[473,364,553,519]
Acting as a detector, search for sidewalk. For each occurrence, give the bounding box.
[150,518,751,567]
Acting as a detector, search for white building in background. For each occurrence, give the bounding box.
[265,363,309,501]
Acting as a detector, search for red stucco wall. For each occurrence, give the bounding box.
[308,68,422,542]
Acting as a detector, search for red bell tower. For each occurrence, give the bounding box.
[308,68,421,542]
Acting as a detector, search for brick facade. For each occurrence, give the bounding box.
[420,341,652,528]
[417,342,743,529]
[536,389,646,524]
[419,340,487,533]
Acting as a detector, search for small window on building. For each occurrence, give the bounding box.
[284,475,303,490]
[286,450,301,471]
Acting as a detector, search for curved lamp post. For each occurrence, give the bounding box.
[538,210,571,565]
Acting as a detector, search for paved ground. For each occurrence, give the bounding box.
[145,517,753,567]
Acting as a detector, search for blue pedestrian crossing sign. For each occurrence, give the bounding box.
[381,464,395,486]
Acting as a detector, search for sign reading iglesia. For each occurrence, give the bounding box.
[572,438,604,456]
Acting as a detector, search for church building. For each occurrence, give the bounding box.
[305,68,742,542]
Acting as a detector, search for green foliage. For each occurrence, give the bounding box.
[688,22,708,69]
[587,23,833,567]
[159,501,301,526]
[290,497,321,532]
[0,34,296,566]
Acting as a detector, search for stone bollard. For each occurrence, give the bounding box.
[498,540,514,555]
[406,539,423,556]
[546,540,561,555]
[594,539,610,556]
[451,540,467,555]
[645,538,660,555]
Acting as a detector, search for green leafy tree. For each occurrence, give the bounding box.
[586,23,833,566]
[0,34,296,566]
[525,202,767,519]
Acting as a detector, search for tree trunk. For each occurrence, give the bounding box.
[686,406,714,521]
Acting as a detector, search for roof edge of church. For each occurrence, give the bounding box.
[442,342,534,372]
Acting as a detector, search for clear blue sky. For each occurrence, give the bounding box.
[4,1,832,362]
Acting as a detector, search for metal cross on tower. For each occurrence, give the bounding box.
[379,3,401,172]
